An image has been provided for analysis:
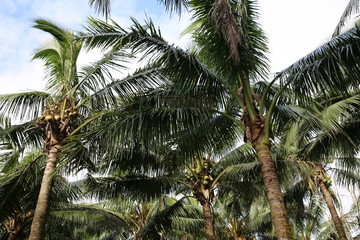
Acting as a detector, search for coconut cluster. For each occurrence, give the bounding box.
[185,159,215,201]
[35,102,81,140]
[314,170,332,188]
[39,105,79,122]
[321,174,332,187]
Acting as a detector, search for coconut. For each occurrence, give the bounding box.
[44,115,53,121]
[54,115,61,121]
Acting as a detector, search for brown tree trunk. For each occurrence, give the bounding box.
[319,181,348,240]
[203,200,215,240]
[7,233,16,240]
[28,144,60,240]
[255,143,294,240]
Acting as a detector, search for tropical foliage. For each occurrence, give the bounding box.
[0,0,360,239]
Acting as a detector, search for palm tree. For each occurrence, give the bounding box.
[82,175,204,239]
[43,203,131,239]
[81,8,292,239]
[181,142,268,239]
[0,19,128,240]
[0,150,82,240]
[277,86,360,239]
[285,160,353,240]
[83,1,360,238]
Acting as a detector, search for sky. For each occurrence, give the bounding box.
[0,0,351,94]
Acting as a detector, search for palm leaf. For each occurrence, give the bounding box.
[0,121,43,149]
[0,92,49,121]
[75,46,131,101]
[138,197,200,238]
[33,19,73,45]
[333,0,360,37]
[84,174,178,201]
[276,26,360,100]
[189,0,269,85]
[88,0,111,19]
[0,152,44,222]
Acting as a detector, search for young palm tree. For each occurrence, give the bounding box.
[82,174,204,239]
[278,87,360,239]
[283,158,354,240]
[43,203,131,239]
[0,19,128,240]
[0,152,42,240]
[0,150,82,240]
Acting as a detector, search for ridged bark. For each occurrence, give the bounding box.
[255,143,294,240]
[319,181,348,240]
[28,145,59,240]
[203,200,215,240]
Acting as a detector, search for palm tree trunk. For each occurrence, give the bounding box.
[28,144,59,240]
[203,200,215,240]
[255,143,294,240]
[7,233,16,240]
[319,181,348,240]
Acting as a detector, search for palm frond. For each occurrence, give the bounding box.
[333,0,360,37]
[0,92,49,121]
[216,143,256,168]
[33,19,73,45]
[0,152,44,222]
[189,0,269,84]
[331,167,360,189]
[88,0,111,19]
[138,197,200,238]
[158,0,189,15]
[33,19,83,100]
[51,204,129,230]
[320,93,360,134]
[0,121,43,149]
[84,174,178,201]
[211,0,241,63]
[276,26,360,99]
[89,65,169,110]
[83,17,229,92]
[76,47,132,101]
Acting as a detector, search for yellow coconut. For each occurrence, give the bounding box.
[54,115,61,121]
[44,115,53,121]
